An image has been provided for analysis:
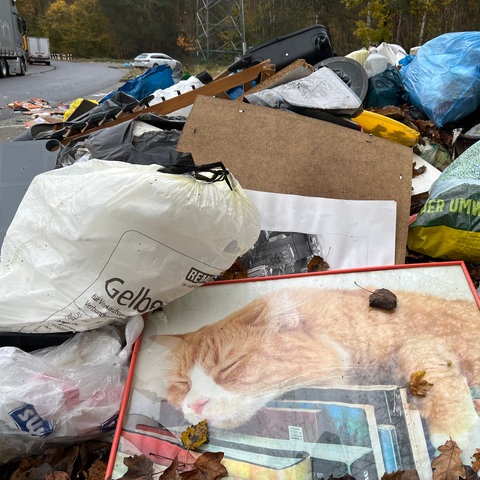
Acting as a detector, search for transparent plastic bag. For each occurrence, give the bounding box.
[0,314,143,464]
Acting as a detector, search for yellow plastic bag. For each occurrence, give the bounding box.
[63,97,98,121]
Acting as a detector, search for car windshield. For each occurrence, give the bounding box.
[136,54,148,59]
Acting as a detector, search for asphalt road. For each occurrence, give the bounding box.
[0,60,128,142]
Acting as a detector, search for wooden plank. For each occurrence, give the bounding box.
[61,60,271,146]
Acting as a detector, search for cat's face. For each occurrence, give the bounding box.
[153,293,332,428]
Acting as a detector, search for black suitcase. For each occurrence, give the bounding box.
[240,24,335,71]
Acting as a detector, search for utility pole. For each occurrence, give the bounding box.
[195,0,246,63]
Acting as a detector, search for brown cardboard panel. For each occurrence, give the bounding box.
[177,96,413,264]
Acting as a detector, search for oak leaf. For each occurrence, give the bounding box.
[409,370,433,396]
[180,452,228,480]
[431,439,466,480]
[181,419,209,450]
[382,470,420,480]
[369,288,397,310]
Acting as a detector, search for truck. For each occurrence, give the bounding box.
[27,36,50,65]
[0,0,28,78]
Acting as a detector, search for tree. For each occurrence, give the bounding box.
[96,0,182,59]
[38,0,112,56]
[16,0,52,35]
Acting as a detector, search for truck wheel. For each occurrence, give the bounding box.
[0,59,8,78]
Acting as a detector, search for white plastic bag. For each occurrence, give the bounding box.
[0,160,260,333]
[0,314,143,464]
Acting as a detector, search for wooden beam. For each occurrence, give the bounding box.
[61,60,272,146]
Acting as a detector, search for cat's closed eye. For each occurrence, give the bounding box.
[218,354,248,376]
[171,379,191,391]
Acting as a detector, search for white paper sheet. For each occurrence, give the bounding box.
[244,190,397,271]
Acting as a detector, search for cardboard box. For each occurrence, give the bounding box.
[177,96,413,264]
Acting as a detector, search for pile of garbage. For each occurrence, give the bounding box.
[1,25,480,478]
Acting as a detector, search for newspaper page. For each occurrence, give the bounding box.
[241,189,397,274]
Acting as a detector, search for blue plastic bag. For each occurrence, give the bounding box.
[100,64,174,103]
[400,32,480,127]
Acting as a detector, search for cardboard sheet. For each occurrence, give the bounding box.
[177,96,413,264]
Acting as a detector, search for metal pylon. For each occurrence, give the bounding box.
[195,0,246,62]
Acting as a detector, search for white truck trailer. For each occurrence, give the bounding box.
[27,36,51,65]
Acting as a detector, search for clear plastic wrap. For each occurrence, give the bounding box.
[0,314,143,464]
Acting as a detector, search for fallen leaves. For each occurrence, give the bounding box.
[114,421,226,480]
[181,419,209,450]
[412,161,427,178]
[216,259,248,280]
[432,439,466,480]
[3,441,111,480]
[354,283,398,311]
[120,454,154,479]
[369,288,398,311]
[116,452,227,480]
[382,470,420,480]
[409,369,434,396]
[307,255,329,272]
[180,452,227,480]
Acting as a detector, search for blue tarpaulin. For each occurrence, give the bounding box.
[100,64,174,103]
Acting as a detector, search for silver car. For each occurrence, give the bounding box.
[132,52,180,69]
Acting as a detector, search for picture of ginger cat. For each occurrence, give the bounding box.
[153,287,480,465]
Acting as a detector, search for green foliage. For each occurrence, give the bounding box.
[15,0,480,60]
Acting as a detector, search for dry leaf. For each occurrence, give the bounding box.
[180,452,228,480]
[160,457,182,479]
[431,439,466,480]
[307,255,329,272]
[369,288,398,310]
[46,473,71,480]
[181,419,209,450]
[14,463,52,480]
[409,370,434,396]
[119,454,154,480]
[382,470,420,480]
[217,259,248,280]
[472,449,480,473]
[87,459,108,480]
[412,161,427,178]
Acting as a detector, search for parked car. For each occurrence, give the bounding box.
[133,53,180,69]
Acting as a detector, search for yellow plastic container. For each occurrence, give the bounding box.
[352,109,420,147]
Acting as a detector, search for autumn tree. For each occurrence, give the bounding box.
[39,0,112,56]
[16,0,52,35]
[96,0,182,59]
[14,0,480,60]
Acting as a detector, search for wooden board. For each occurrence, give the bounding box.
[177,96,413,264]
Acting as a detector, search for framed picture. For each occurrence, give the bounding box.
[107,261,480,480]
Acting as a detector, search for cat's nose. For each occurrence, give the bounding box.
[189,398,209,415]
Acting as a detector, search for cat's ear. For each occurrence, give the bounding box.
[149,334,184,350]
[262,292,304,332]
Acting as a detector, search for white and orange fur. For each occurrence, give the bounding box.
[153,287,480,465]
